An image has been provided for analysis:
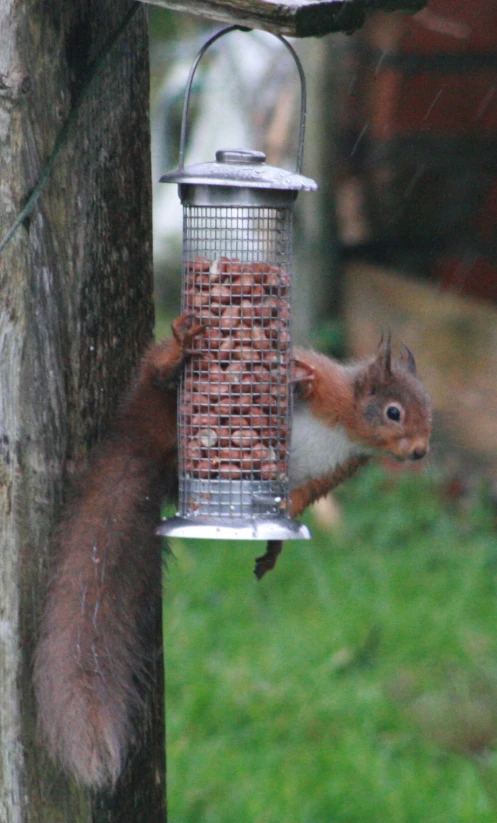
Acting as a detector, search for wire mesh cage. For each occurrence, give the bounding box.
[158,28,317,540]
[181,203,292,516]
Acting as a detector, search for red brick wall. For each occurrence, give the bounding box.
[339,1,497,302]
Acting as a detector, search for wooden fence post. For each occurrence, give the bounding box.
[0,1,165,819]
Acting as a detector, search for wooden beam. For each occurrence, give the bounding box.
[140,0,425,37]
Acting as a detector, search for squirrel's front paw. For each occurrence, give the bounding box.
[151,315,205,390]
[172,313,204,355]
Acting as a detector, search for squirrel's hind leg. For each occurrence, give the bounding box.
[254,541,283,580]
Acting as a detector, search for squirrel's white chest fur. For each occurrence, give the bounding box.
[289,403,364,490]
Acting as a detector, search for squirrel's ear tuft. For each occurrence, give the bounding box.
[401,343,417,376]
[376,331,392,375]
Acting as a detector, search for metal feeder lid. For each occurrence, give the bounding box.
[160,148,318,192]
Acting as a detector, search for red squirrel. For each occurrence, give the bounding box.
[254,339,432,577]
[34,314,431,790]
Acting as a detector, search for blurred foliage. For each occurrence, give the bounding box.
[163,464,497,821]
[309,315,347,358]
[148,6,206,46]
[148,7,179,44]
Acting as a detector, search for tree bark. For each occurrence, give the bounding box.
[0,1,165,820]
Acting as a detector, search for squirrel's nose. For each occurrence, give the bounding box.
[411,447,427,461]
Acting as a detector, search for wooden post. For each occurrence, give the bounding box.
[0,1,165,820]
[140,0,427,37]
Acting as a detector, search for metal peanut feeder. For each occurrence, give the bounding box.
[158,26,317,541]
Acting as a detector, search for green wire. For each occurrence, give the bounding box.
[0,1,140,256]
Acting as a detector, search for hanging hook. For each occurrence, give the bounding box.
[177,25,308,174]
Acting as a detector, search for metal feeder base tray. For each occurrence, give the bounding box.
[156,516,311,542]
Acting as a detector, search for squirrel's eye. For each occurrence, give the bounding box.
[386,404,402,422]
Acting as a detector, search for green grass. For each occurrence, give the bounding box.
[163,465,497,822]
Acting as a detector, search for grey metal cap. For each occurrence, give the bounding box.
[160,148,318,192]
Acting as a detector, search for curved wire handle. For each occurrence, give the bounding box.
[177,25,308,174]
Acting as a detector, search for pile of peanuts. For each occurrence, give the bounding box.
[181,255,291,482]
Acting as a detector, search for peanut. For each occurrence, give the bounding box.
[181,255,292,481]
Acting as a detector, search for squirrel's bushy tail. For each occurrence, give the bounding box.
[34,443,165,788]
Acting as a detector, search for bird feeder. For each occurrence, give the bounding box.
[158,26,317,541]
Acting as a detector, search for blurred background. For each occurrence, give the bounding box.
[150,1,497,474]
[149,4,497,821]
